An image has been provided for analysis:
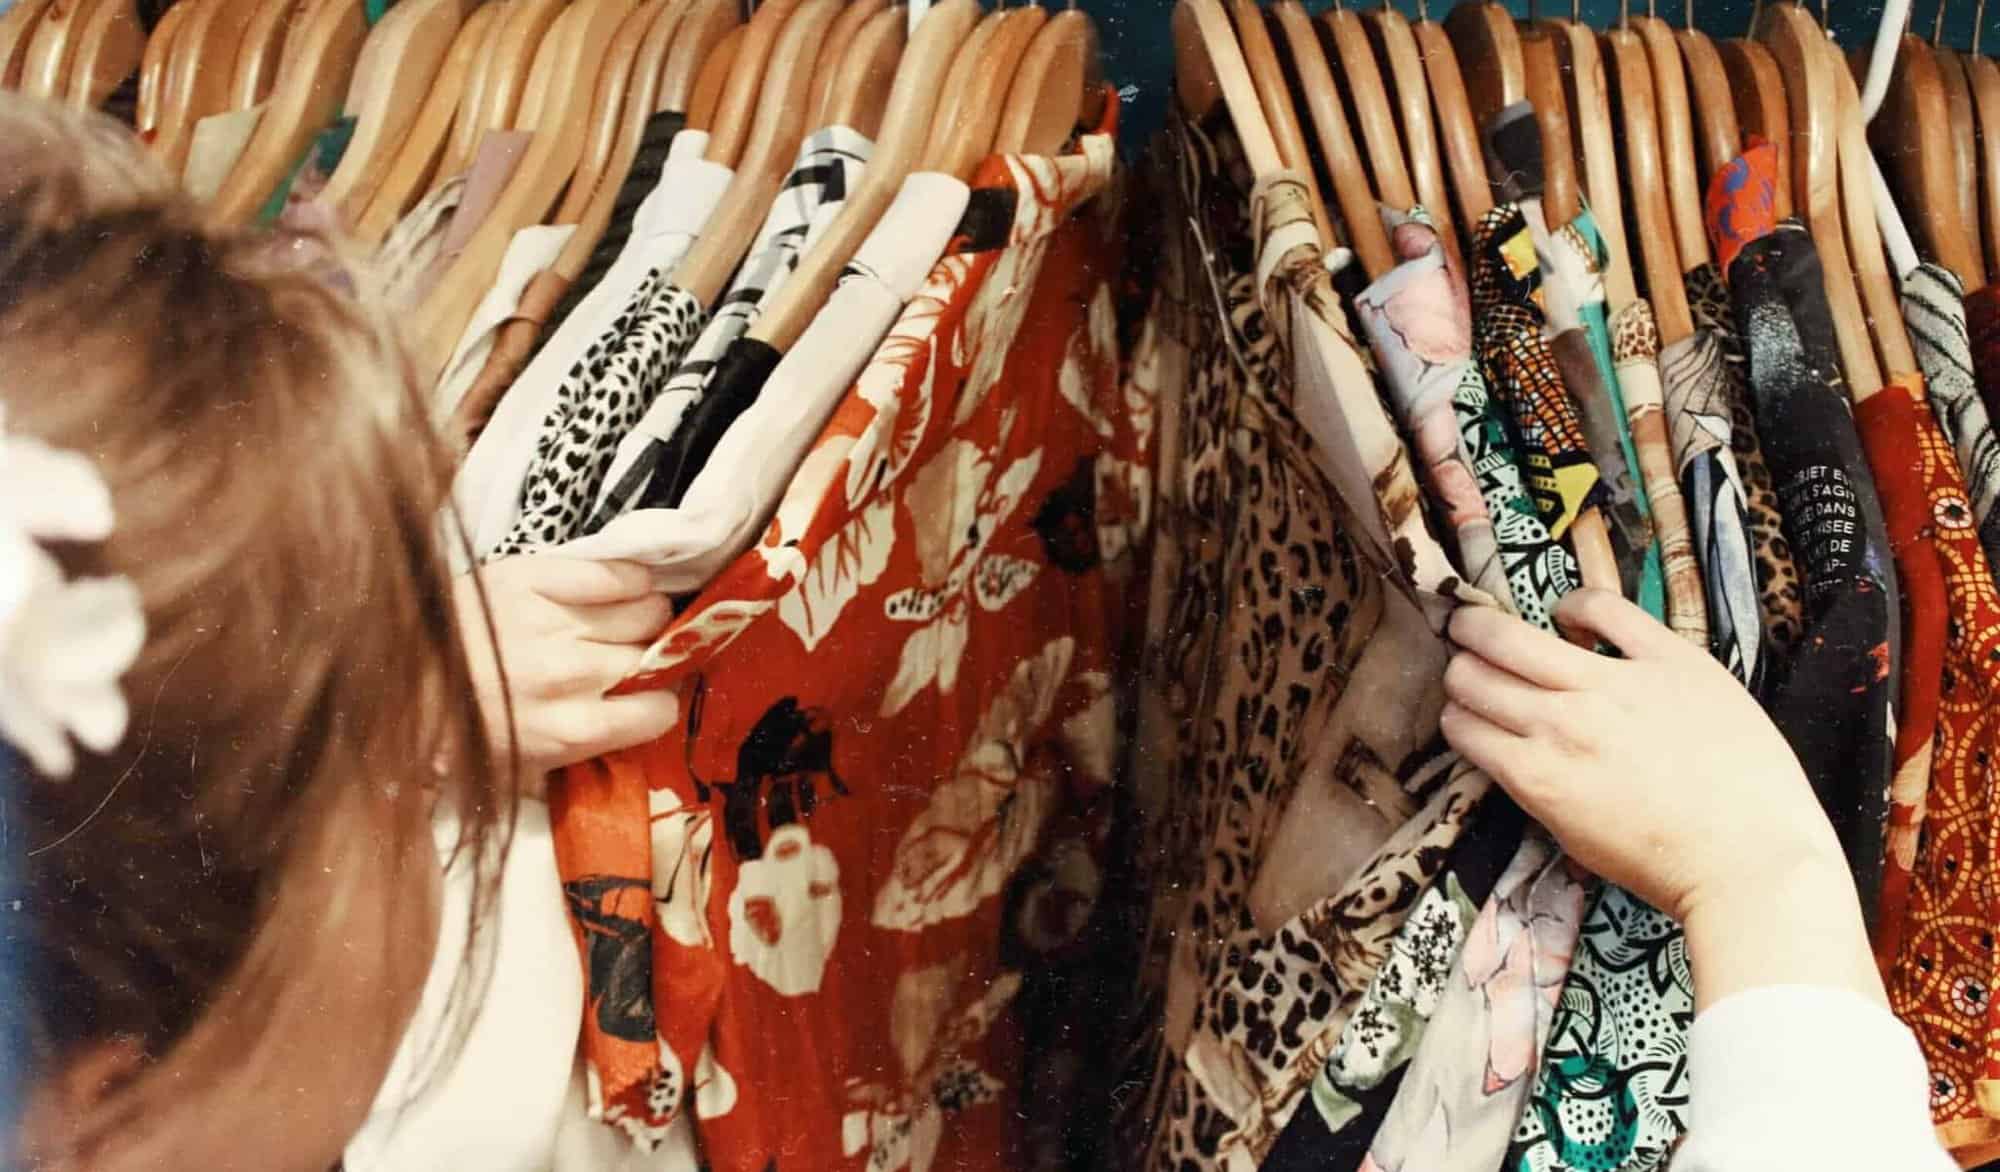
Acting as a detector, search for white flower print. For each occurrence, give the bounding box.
[633,596,774,685]
[650,790,715,948]
[1057,284,1121,440]
[693,1041,738,1120]
[954,235,1055,428]
[846,323,941,507]
[727,823,842,996]
[840,966,1020,1172]
[880,439,1044,716]
[776,494,897,653]
[873,637,1074,932]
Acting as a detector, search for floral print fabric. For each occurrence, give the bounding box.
[549,125,1139,1171]
[1352,209,1514,611]
[1858,382,2000,1153]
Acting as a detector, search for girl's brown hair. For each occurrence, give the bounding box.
[0,97,511,1163]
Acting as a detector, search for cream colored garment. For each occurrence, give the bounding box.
[182,104,265,202]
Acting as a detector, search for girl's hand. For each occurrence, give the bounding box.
[1439,589,1883,1008]
[456,556,678,783]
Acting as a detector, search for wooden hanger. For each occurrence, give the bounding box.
[1444,1,1523,134]
[1274,0,1390,275]
[810,0,889,125]
[1718,33,1791,217]
[920,5,1034,179]
[1544,7,1637,307]
[1832,29,1920,380]
[1932,12,1986,278]
[469,0,571,147]
[674,0,840,305]
[429,0,511,183]
[1968,8,2000,284]
[134,0,188,133]
[1324,1,1415,215]
[0,0,57,87]
[229,0,301,107]
[546,0,661,226]
[824,5,905,136]
[1871,29,1981,287]
[1633,10,1711,270]
[1519,22,1581,225]
[350,1,498,244]
[316,0,467,223]
[1413,4,1492,235]
[1367,2,1461,272]
[64,0,142,108]
[686,22,740,127]
[1605,21,1693,340]
[743,0,978,355]
[153,0,260,172]
[19,0,98,98]
[996,5,1102,155]
[208,0,368,221]
[1675,1,1742,187]
[548,0,693,280]
[658,0,738,112]
[1229,0,1332,248]
[407,0,633,380]
[1759,0,1883,398]
[703,0,807,167]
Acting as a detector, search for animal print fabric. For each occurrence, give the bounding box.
[1110,111,1484,1172]
[1902,262,2000,574]
[489,283,708,556]
[1686,261,1805,655]
[1659,327,1764,689]
[1857,382,2000,1153]
[549,120,1141,1169]
[1613,301,1709,647]
[1470,206,1605,542]
[588,126,875,527]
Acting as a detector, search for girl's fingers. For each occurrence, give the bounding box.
[573,593,675,646]
[514,556,656,607]
[1440,698,1542,799]
[1447,601,1609,691]
[1553,587,1689,663]
[1442,650,1553,738]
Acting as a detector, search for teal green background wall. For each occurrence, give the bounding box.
[1093,1,1988,145]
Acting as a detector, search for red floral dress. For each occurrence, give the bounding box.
[547,104,1146,1172]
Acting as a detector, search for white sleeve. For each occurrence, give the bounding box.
[1671,985,1957,1172]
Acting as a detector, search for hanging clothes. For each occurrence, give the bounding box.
[1523,201,1664,615]
[1110,109,1490,1171]
[1610,299,1710,646]
[1469,204,1606,545]
[587,124,877,527]
[1859,379,2000,1153]
[549,114,1141,1171]
[449,128,734,567]
[1902,264,2000,577]
[1688,260,1807,655]
[1705,147,1898,910]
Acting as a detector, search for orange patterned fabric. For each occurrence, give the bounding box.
[549,112,1146,1170]
[1858,380,2000,1152]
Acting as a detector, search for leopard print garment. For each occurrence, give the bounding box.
[1685,262,1804,653]
[1112,112,1487,1172]
[490,279,707,557]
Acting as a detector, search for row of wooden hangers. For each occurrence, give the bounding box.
[1171,0,1983,593]
[0,0,1106,387]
